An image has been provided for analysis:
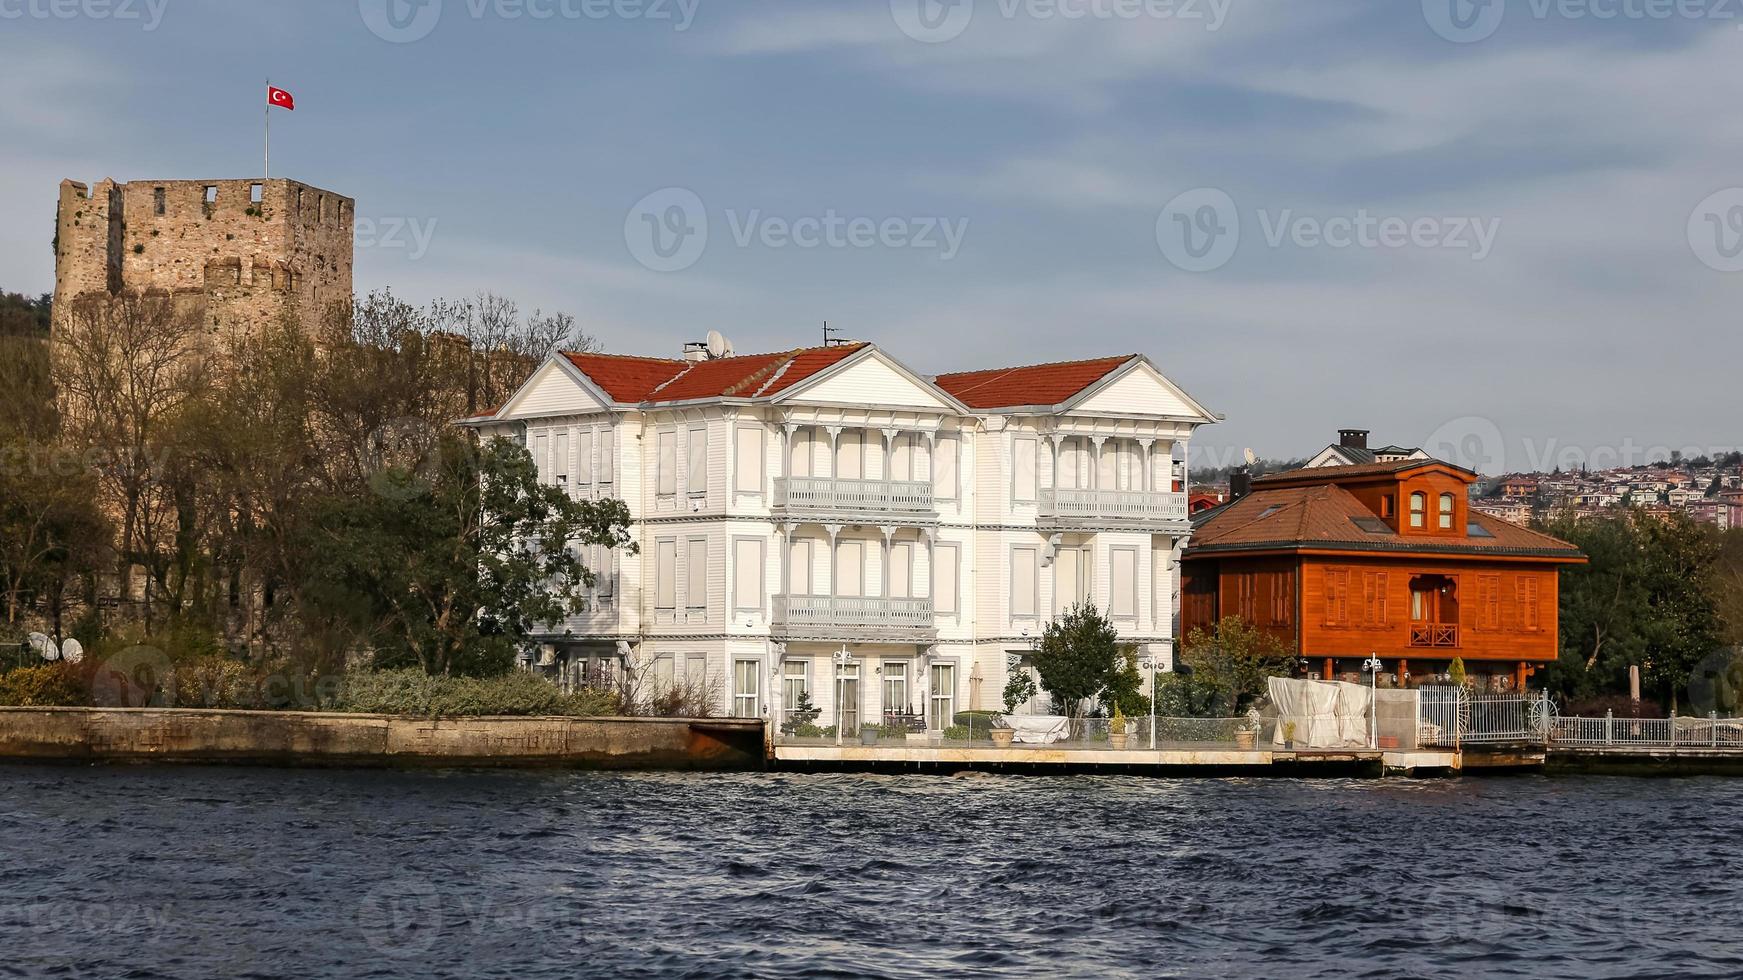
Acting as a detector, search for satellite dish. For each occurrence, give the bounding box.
[705,330,729,359]
[60,639,83,664]
[1243,448,1258,467]
[27,632,57,661]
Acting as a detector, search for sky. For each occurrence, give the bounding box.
[4,0,1742,474]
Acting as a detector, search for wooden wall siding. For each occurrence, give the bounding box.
[1185,553,1564,664]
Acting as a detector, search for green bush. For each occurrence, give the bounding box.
[174,656,264,709]
[0,663,90,707]
[333,668,620,717]
[942,724,973,741]
[951,710,1001,737]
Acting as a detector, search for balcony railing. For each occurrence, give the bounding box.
[1410,624,1459,648]
[772,477,935,517]
[1038,488,1190,525]
[771,595,936,636]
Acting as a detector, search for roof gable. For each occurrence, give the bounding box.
[496,355,610,419]
[780,346,957,410]
[1068,358,1216,420]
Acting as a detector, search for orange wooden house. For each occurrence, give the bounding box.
[1181,459,1586,690]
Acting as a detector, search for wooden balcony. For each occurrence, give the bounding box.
[1410,624,1459,648]
[1038,488,1190,528]
[772,477,936,520]
[771,595,936,642]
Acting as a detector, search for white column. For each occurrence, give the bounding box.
[826,425,843,479]
[1091,436,1107,491]
[880,526,895,600]
[1140,437,1155,493]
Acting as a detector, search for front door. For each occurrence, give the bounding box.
[838,664,861,734]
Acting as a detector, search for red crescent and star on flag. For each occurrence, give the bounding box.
[268,86,295,111]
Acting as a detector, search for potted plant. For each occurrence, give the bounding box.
[861,723,880,746]
[1282,720,1298,751]
[992,658,1035,749]
[1235,709,1260,750]
[1109,705,1130,750]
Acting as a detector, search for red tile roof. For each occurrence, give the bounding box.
[933,355,1133,409]
[561,344,867,405]
[1189,485,1585,559]
[1255,460,1477,487]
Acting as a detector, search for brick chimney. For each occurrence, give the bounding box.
[1339,429,1370,451]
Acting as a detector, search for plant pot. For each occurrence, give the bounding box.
[1283,740,1295,751]
[861,729,880,746]
[990,728,1016,748]
[1235,730,1257,751]
[1109,732,1129,751]
[1378,735,1400,749]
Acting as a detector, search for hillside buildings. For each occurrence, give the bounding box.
[467,341,1218,728]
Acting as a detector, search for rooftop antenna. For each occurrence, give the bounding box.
[823,321,846,347]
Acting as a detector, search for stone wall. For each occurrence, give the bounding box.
[0,708,767,770]
[53,177,354,339]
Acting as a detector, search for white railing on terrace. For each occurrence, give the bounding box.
[1038,488,1190,523]
[772,477,935,515]
[771,595,935,632]
[1552,714,1743,749]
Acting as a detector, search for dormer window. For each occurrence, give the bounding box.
[1409,492,1427,529]
[1439,493,1456,530]
[1380,494,1395,519]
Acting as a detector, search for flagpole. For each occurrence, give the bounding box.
[263,78,271,179]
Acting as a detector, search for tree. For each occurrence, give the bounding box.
[295,435,634,676]
[1002,654,1037,713]
[1543,511,1725,709]
[1180,616,1296,712]
[1030,601,1125,717]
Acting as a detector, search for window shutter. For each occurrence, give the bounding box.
[1111,550,1136,617]
[656,540,676,609]
[686,538,707,612]
[935,545,958,614]
[1013,438,1037,502]
[687,428,708,497]
[789,539,813,596]
[576,430,593,488]
[890,543,913,598]
[836,541,863,597]
[1012,547,1037,616]
[935,435,958,498]
[735,426,764,493]
[657,431,676,496]
[734,538,763,612]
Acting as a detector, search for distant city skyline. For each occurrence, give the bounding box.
[6,0,1741,472]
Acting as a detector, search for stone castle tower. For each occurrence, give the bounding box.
[53,177,355,338]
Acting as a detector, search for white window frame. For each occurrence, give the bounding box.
[882,660,911,719]
[655,538,677,611]
[733,536,766,614]
[928,661,957,732]
[933,542,960,617]
[733,659,761,718]
[1110,546,1138,620]
[735,425,766,496]
[687,425,708,499]
[934,433,959,501]
[782,660,810,725]
[1013,436,1038,503]
[657,429,677,498]
[1011,546,1039,619]
[836,539,865,598]
[685,537,708,616]
[889,541,914,599]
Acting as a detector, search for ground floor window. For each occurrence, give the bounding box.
[734,660,761,717]
[929,663,956,731]
[882,661,910,720]
[782,660,809,726]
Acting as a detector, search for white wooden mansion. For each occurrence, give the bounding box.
[465,338,1219,732]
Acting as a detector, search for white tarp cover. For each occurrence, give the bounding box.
[1268,678,1374,748]
[1001,715,1071,745]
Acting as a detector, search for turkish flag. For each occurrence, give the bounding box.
[268,86,295,111]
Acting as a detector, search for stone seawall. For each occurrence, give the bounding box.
[0,708,767,770]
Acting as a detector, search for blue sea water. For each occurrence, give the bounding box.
[0,767,1734,978]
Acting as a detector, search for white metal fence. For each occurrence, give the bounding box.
[1551,713,1743,749]
[1420,687,1743,751]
